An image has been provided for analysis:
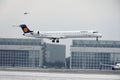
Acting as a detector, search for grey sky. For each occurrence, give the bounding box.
[0,0,120,57]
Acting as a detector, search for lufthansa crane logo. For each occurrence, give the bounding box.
[23,27,28,33]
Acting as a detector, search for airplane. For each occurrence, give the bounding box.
[19,24,102,43]
[24,12,30,15]
[100,63,120,70]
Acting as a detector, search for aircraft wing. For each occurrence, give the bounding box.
[45,35,66,39]
[100,63,114,67]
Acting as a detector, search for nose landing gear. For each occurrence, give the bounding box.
[96,37,98,41]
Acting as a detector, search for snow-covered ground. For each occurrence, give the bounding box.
[0,71,120,80]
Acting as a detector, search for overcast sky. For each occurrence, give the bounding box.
[0,0,120,57]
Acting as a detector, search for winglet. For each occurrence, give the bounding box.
[19,24,33,33]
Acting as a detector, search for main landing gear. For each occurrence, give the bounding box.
[52,39,59,43]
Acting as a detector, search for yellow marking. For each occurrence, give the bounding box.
[20,46,32,49]
[23,27,28,32]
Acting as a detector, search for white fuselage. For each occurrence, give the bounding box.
[24,30,102,39]
[112,63,120,70]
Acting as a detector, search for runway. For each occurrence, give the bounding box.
[0,70,120,80]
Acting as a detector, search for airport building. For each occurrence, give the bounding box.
[0,38,44,68]
[45,43,66,68]
[0,38,66,68]
[70,40,120,70]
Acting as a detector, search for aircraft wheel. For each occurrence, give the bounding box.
[56,40,59,43]
[52,40,55,43]
[112,67,115,70]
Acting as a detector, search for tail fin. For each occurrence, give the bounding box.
[19,24,33,33]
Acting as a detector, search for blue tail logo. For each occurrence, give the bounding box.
[19,24,33,33]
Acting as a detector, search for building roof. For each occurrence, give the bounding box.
[72,40,120,48]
